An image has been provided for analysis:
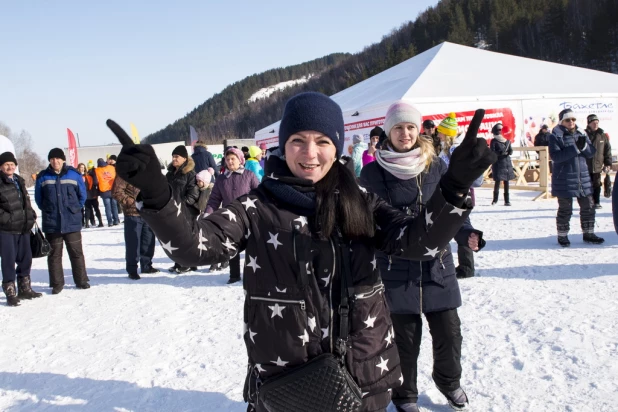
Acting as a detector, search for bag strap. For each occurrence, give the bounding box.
[336,231,355,358]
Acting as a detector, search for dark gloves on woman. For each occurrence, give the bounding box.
[106,120,170,210]
[576,134,587,151]
[441,110,498,207]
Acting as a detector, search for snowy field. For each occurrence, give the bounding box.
[1,188,617,412]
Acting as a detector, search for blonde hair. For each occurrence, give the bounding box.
[441,133,456,157]
[386,130,436,169]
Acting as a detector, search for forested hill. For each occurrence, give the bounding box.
[145,0,618,145]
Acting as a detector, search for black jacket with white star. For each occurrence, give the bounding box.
[139,165,471,412]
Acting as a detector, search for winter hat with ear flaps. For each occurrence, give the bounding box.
[278,92,345,158]
[383,100,422,137]
[437,113,459,137]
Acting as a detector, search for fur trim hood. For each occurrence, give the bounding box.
[168,157,195,175]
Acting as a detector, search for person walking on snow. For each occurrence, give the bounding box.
[549,109,604,247]
[584,114,612,209]
[489,123,515,206]
[35,148,90,294]
[206,147,259,283]
[106,91,495,412]
[0,152,42,306]
[361,101,485,411]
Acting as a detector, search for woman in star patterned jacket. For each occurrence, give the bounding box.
[106,92,496,412]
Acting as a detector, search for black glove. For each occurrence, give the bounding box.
[106,120,170,210]
[576,135,587,151]
[441,109,498,207]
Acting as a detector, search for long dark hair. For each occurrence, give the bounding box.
[312,160,374,240]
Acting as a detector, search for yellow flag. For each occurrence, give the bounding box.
[130,123,141,144]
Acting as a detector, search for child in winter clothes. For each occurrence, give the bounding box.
[194,168,215,216]
[245,146,264,181]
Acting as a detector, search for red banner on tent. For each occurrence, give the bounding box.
[67,128,78,167]
[423,108,516,142]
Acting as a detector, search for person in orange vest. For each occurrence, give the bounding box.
[94,158,119,226]
[84,160,104,228]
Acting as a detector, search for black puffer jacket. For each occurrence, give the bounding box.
[166,158,199,217]
[360,158,475,314]
[0,172,36,234]
[490,138,515,181]
[139,159,471,412]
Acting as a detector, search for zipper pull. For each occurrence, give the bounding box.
[300,300,306,310]
[387,255,392,271]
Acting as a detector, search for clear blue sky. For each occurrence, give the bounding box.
[0,0,438,158]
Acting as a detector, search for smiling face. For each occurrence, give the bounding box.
[284,130,337,183]
[389,122,419,152]
[50,158,65,172]
[1,162,16,178]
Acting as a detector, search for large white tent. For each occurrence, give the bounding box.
[255,42,618,160]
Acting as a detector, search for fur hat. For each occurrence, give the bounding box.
[587,114,599,124]
[225,147,245,166]
[437,113,458,137]
[48,148,66,161]
[248,146,262,158]
[369,126,383,138]
[172,145,188,158]
[278,92,345,157]
[383,100,422,137]
[196,169,212,184]
[0,151,17,166]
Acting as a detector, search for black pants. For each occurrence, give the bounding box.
[556,196,596,237]
[455,245,474,278]
[591,173,602,205]
[84,198,102,225]
[493,180,509,203]
[230,254,241,280]
[0,233,32,283]
[124,215,155,275]
[46,231,89,287]
[390,309,462,405]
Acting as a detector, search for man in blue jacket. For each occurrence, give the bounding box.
[549,109,604,247]
[192,141,219,177]
[35,148,90,294]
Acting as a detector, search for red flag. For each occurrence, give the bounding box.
[67,128,78,167]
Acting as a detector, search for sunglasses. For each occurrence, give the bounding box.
[564,118,577,122]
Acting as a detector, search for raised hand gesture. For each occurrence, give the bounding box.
[106,120,170,209]
[441,110,498,204]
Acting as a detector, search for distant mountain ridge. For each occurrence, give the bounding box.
[145,0,618,145]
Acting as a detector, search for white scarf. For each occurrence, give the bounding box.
[375,145,428,180]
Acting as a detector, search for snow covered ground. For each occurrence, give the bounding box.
[1,188,617,411]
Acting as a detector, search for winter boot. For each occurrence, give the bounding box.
[2,281,20,306]
[395,403,420,412]
[17,276,43,299]
[76,282,90,289]
[583,233,605,244]
[558,236,570,247]
[491,201,497,206]
[439,387,469,410]
[97,222,104,228]
[227,277,241,284]
[52,285,63,295]
[128,273,141,280]
[142,267,160,274]
[504,202,512,206]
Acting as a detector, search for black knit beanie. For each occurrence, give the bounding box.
[370,126,383,138]
[172,145,188,158]
[48,148,66,161]
[0,152,18,166]
[278,92,345,158]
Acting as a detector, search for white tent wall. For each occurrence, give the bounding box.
[255,42,618,161]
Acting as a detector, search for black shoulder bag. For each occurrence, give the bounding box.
[604,172,612,198]
[30,221,51,258]
[257,236,362,412]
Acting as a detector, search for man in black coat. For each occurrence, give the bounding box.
[0,152,42,306]
[166,145,199,273]
[191,141,219,177]
[585,114,613,208]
